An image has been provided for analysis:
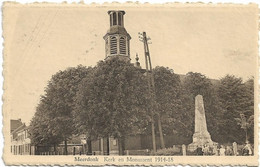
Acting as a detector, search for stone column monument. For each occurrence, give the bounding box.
[188,95,216,152]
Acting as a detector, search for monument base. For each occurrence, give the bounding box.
[109,150,119,155]
[187,132,216,152]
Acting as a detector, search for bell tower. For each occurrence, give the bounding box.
[103,10,131,61]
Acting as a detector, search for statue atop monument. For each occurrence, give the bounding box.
[188,95,216,152]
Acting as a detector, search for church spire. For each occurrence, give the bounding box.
[103,10,131,61]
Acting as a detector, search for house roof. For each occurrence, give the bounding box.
[12,124,26,135]
[10,119,23,133]
[11,123,27,141]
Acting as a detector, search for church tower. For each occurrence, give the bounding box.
[103,10,131,61]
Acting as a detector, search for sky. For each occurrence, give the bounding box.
[3,3,258,125]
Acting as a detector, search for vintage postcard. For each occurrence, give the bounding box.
[2,2,258,166]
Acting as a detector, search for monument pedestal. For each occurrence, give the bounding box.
[188,132,215,152]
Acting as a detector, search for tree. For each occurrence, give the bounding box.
[153,66,182,148]
[75,57,148,155]
[217,75,253,144]
[244,77,254,143]
[73,68,97,155]
[182,72,213,98]
[171,84,194,144]
[29,96,63,154]
[29,65,92,155]
[233,77,254,143]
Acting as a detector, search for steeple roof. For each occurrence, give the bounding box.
[107,26,128,36]
[104,26,131,39]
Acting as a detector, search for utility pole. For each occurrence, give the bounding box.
[139,32,157,152]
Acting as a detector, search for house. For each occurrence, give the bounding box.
[10,120,35,155]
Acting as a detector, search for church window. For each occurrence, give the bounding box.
[110,14,112,26]
[118,12,122,26]
[119,37,126,55]
[110,36,117,55]
[112,12,117,26]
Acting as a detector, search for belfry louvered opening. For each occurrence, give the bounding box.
[110,36,117,55]
[127,40,130,56]
[119,37,126,55]
[105,38,109,55]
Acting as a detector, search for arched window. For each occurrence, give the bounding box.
[112,12,117,26]
[110,36,117,55]
[118,12,122,26]
[119,37,126,55]
[110,14,112,26]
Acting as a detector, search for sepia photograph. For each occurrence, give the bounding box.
[2,2,258,166]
